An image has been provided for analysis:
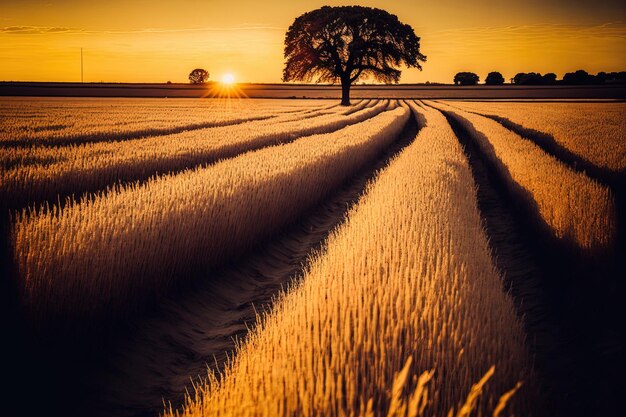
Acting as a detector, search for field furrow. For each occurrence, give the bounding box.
[443,99,623,417]
[11,105,409,322]
[91,104,419,417]
[426,100,616,251]
[0,114,275,148]
[341,98,372,115]
[443,101,626,174]
[167,100,531,417]
[1,99,354,169]
[0,98,333,146]
[1,99,389,211]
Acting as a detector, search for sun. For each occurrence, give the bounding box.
[221,73,236,85]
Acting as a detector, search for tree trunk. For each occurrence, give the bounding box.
[340,79,351,106]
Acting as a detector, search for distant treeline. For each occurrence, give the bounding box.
[453,70,626,86]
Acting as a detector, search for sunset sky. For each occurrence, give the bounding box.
[0,0,624,84]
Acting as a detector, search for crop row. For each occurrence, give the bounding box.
[0,98,335,146]
[445,101,626,173]
[427,101,616,251]
[166,101,530,417]
[11,105,409,322]
[1,100,388,210]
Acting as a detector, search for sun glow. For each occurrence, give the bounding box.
[221,73,236,85]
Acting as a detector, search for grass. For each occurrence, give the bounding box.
[5,97,618,416]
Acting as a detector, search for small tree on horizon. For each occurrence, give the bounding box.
[563,69,592,85]
[282,6,426,105]
[189,68,209,84]
[512,72,543,85]
[454,72,479,86]
[485,71,505,85]
[542,73,557,84]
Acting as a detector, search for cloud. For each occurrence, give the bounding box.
[429,22,626,42]
[0,26,80,35]
[0,25,283,36]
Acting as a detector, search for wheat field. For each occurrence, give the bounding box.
[0,98,337,146]
[1,100,390,210]
[427,100,616,251]
[2,97,623,417]
[11,105,407,320]
[443,100,626,173]
[165,100,531,417]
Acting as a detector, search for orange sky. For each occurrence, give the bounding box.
[0,0,624,83]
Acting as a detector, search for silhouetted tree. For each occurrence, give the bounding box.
[283,6,426,105]
[189,68,209,84]
[512,72,543,85]
[596,72,608,84]
[563,69,592,85]
[453,72,479,86]
[485,71,505,85]
[603,71,626,84]
[542,73,557,85]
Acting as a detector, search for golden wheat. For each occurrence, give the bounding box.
[1,100,388,209]
[12,105,408,320]
[445,100,626,173]
[427,100,616,250]
[0,97,335,146]
[1,99,359,170]
[165,100,530,417]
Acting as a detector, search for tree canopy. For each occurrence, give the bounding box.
[563,69,593,85]
[283,6,426,105]
[189,68,209,84]
[512,72,557,85]
[453,72,479,86]
[485,71,505,85]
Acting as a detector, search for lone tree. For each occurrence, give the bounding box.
[283,6,426,105]
[453,72,479,85]
[189,68,209,84]
[485,71,505,85]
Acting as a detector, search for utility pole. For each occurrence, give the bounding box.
[81,48,84,83]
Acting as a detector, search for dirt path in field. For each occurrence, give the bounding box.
[435,104,623,417]
[43,104,418,417]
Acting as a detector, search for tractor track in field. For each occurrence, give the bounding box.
[10,104,418,417]
[434,103,623,417]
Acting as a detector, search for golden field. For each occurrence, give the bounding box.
[427,101,616,251]
[443,100,626,173]
[1,97,623,417]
